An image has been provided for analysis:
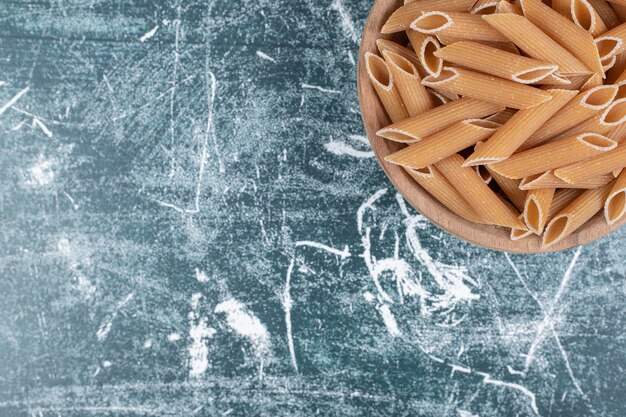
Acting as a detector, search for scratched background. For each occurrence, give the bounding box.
[2,1,626,416]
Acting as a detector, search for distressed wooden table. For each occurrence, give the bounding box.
[1,1,626,416]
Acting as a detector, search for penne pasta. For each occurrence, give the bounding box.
[552,0,572,16]
[511,223,535,240]
[490,132,617,178]
[383,51,435,116]
[473,0,500,14]
[377,39,426,77]
[385,119,500,168]
[602,54,618,72]
[434,41,558,83]
[595,22,626,61]
[405,167,485,223]
[604,168,626,223]
[421,66,553,109]
[486,108,518,124]
[554,140,626,182]
[519,84,618,150]
[520,170,614,188]
[406,30,443,76]
[524,188,556,233]
[548,189,585,218]
[571,0,609,36]
[411,11,510,42]
[482,13,593,75]
[434,34,521,53]
[519,0,604,75]
[382,0,477,33]
[581,72,605,89]
[435,154,525,228]
[365,53,410,123]
[498,0,523,14]
[542,182,614,247]
[487,167,528,210]
[549,97,626,141]
[610,2,626,21]
[539,73,574,85]
[586,0,621,29]
[428,89,450,105]
[475,165,493,184]
[465,89,577,165]
[377,97,502,142]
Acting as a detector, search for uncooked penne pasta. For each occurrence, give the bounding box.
[542,182,614,247]
[475,165,493,184]
[434,41,558,83]
[406,30,443,76]
[604,168,626,223]
[422,67,553,109]
[428,89,450,105]
[511,223,534,240]
[486,108,517,124]
[539,73,573,85]
[472,0,499,14]
[377,39,426,77]
[411,12,510,42]
[552,0,572,16]
[610,2,626,21]
[524,188,556,233]
[487,167,527,210]
[519,0,603,75]
[434,34,521,53]
[571,0,609,36]
[382,0,477,33]
[405,167,485,223]
[498,0,523,14]
[602,54,618,72]
[482,13,592,75]
[519,84,617,150]
[550,97,626,141]
[365,53,409,123]
[435,154,525,228]
[465,89,577,165]
[383,51,434,116]
[548,189,585,218]
[520,170,614,188]
[586,0,621,29]
[377,97,502,142]
[595,22,626,61]
[554,140,626,182]
[385,119,500,168]
[580,73,605,90]
[491,132,617,178]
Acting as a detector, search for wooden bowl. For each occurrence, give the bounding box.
[357,0,626,253]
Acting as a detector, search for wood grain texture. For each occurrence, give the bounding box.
[357,0,626,252]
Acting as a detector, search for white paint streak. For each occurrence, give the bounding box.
[188,293,216,378]
[378,304,401,337]
[167,333,181,342]
[295,241,351,259]
[450,364,472,375]
[0,87,29,116]
[215,299,270,357]
[283,259,298,372]
[139,25,159,42]
[27,157,55,187]
[302,83,340,94]
[331,0,359,43]
[33,118,52,137]
[481,373,539,415]
[324,141,374,158]
[96,293,134,342]
[256,51,276,63]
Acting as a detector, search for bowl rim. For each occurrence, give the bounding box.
[356,0,626,253]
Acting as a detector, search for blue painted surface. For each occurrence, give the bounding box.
[1,1,626,416]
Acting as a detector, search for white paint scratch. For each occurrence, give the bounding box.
[450,364,472,375]
[167,333,181,342]
[480,373,539,415]
[302,83,340,94]
[139,25,159,42]
[458,410,479,417]
[295,241,351,259]
[96,293,134,342]
[256,51,276,63]
[215,299,270,357]
[283,259,298,372]
[378,304,401,337]
[32,118,52,137]
[0,87,29,116]
[330,0,359,43]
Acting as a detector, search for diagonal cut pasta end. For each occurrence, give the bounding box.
[542,214,571,247]
[410,11,453,34]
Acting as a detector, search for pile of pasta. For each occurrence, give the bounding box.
[366,0,626,248]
